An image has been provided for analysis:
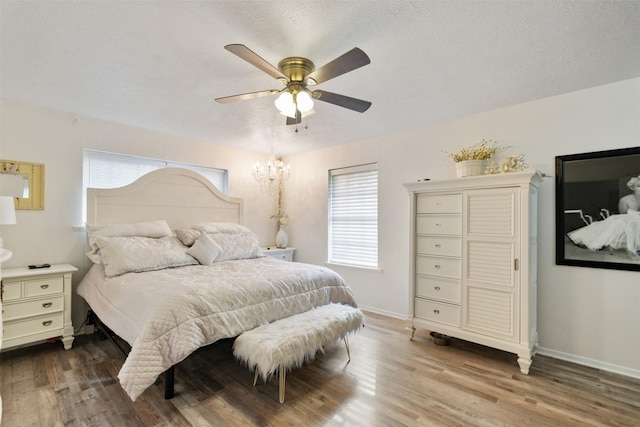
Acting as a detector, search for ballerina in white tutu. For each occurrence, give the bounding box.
[568,175,640,260]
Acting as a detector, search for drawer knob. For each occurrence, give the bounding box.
[42,320,53,327]
[435,223,441,227]
[42,302,53,308]
[436,202,441,206]
[435,244,441,248]
[41,284,49,289]
[433,309,440,315]
[435,286,441,291]
[434,265,441,269]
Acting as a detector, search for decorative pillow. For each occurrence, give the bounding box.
[187,233,223,266]
[174,229,201,247]
[86,220,173,263]
[207,231,263,261]
[192,222,252,234]
[95,235,197,277]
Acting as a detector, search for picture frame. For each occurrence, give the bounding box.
[555,147,640,271]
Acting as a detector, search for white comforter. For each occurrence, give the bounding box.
[76,256,357,401]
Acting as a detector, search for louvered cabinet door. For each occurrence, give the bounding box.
[461,187,521,342]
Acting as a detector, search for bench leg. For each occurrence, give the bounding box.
[279,368,286,403]
[344,335,351,362]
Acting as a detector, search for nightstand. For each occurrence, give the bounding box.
[1,264,77,351]
[262,247,296,262]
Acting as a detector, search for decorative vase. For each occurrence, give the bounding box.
[275,225,288,248]
[455,160,488,178]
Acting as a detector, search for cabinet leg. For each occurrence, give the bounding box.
[61,335,75,350]
[517,354,532,374]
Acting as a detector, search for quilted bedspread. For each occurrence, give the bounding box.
[76,256,357,401]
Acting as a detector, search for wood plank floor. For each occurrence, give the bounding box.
[1,311,639,426]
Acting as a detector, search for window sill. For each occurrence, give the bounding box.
[326,262,383,273]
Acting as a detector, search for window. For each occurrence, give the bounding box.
[328,163,378,268]
[82,149,227,223]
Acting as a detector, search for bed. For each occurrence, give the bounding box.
[76,168,357,401]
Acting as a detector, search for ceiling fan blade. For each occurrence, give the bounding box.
[312,90,372,113]
[307,48,370,85]
[215,89,278,104]
[225,44,288,81]
[286,109,302,125]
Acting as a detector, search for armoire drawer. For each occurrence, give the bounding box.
[415,275,461,303]
[416,194,462,213]
[416,256,461,279]
[416,215,461,235]
[414,299,460,326]
[416,235,461,257]
[2,295,64,322]
[3,313,63,340]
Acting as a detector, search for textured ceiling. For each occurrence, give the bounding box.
[2,1,639,156]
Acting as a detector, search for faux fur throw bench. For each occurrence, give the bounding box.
[233,303,364,403]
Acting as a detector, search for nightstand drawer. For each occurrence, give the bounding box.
[262,247,295,262]
[416,194,462,213]
[3,313,64,341]
[414,299,460,326]
[24,277,64,297]
[1,282,21,301]
[416,215,461,235]
[2,295,64,322]
[268,252,292,262]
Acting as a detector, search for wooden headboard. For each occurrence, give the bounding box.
[87,168,243,228]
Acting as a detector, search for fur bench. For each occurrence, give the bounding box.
[233,303,364,403]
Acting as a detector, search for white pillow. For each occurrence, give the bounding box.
[86,220,173,263]
[192,222,252,234]
[95,235,197,277]
[207,231,263,261]
[187,233,223,266]
[174,229,201,246]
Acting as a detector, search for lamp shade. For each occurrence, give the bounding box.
[296,90,314,113]
[0,196,17,225]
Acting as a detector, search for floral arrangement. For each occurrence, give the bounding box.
[486,154,528,174]
[271,209,289,225]
[445,139,499,163]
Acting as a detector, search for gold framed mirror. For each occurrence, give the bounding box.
[0,160,45,210]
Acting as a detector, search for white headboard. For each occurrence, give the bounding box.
[87,168,243,228]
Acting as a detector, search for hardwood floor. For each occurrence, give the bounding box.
[1,311,639,426]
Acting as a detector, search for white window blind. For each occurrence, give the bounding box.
[328,164,378,268]
[82,149,227,222]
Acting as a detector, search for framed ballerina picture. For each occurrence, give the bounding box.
[556,146,640,271]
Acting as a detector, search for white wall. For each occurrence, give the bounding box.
[285,77,640,377]
[0,100,280,329]
[1,78,638,377]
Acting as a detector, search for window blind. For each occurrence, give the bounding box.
[82,149,227,222]
[328,164,378,268]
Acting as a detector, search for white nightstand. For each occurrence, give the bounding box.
[262,247,296,262]
[1,264,77,351]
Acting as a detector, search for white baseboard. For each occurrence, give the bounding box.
[357,307,640,380]
[536,346,640,380]
[358,304,406,320]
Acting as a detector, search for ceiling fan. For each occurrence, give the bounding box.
[215,44,372,126]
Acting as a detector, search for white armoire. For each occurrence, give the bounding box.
[404,171,543,374]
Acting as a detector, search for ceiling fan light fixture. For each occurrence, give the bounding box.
[275,91,297,118]
[296,90,314,113]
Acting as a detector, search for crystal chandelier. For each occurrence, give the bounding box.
[252,158,290,192]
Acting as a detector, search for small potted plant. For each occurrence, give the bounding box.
[444,139,498,177]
